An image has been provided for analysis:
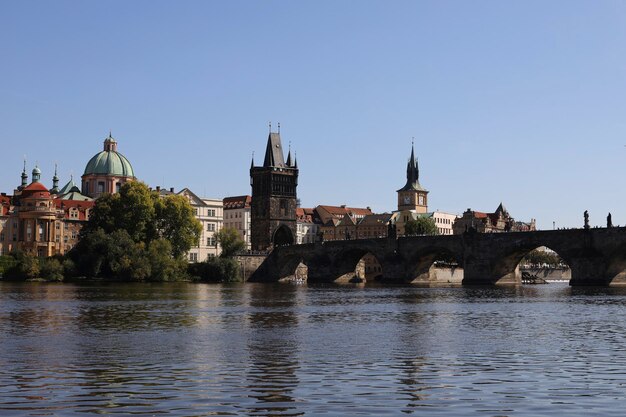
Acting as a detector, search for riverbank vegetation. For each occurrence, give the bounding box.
[188,227,245,283]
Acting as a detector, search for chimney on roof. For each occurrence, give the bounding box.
[341,205,346,208]
[156,186,161,192]
[170,187,174,193]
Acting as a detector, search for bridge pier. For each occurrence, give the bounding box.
[568,257,610,286]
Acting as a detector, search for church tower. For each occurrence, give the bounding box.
[397,143,428,213]
[250,124,299,251]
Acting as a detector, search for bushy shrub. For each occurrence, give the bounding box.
[188,257,241,283]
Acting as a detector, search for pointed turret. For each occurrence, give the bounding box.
[20,160,28,189]
[495,202,509,217]
[50,164,60,194]
[286,145,292,167]
[250,153,255,170]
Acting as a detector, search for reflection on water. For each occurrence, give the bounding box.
[2,282,626,416]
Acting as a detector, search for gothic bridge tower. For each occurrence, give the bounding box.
[397,142,428,213]
[250,125,299,251]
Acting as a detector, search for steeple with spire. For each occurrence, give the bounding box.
[396,141,429,213]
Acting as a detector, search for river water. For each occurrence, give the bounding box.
[1,282,626,416]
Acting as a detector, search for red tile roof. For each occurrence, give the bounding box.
[20,182,50,198]
[55,199,95,221]
[223,195,251,209]
[317,205,373,216]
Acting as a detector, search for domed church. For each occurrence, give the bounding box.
[82,133,135,198]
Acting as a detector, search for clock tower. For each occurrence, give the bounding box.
[397,143,428,213]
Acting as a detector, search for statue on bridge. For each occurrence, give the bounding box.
[608,212,613,228]
[584,210,590,229]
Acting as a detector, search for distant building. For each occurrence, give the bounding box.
[356,213,393,239]
[82,133,136,199]
[431,211,458,236]
[452,203,536,234]
[392,210,458,236]
[317,205,373,241]
[223,195,252,250]
[296,208,321,244]
[0,165,93,257]
[250,126,298,250]
[175,188,223,261]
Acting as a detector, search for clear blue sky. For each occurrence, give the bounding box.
[2,1,625,229]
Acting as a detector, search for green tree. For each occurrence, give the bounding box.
[74,181,202,281]
[85,182,157,243]
[154,194,202,258]
[405,217,439,236]
[147,239,188,281]
[3,251,40,280]
[40,257,64,282]
[216,227,245,258]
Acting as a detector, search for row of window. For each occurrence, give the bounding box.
[193,208,220,217]
[225,211,246,219]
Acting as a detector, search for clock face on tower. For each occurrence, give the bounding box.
[403,195,410,205]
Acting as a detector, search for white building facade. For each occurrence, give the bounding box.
[430,211,459,236]
[296,208,319,244]
[177,188,223,262]
[223,195,251,251]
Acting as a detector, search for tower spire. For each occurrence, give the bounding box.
[20,157,28,189]
[51,163,60,194]
[263,126,285,167]
[286,141,292,166]
[407,140,418,184]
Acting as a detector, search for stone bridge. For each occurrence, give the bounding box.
[249,227,626,286]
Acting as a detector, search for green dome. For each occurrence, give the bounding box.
[84,150,135,177]
[83,135,135,177]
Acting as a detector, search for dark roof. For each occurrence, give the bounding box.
[263,132,286,167]
[359,213,393,226]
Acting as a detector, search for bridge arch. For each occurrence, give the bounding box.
[406,246,464,284]
[602,242,626,285]
[272,253,309,282]
[328,247,385,283]
[491,243,572,285]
